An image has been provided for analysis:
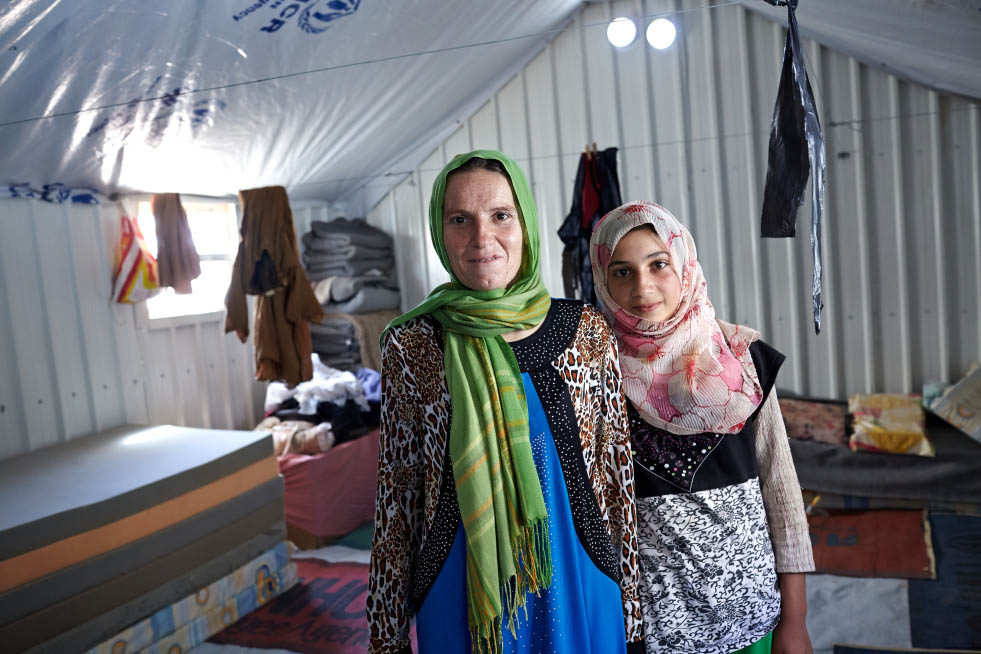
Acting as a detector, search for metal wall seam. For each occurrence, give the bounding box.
[31,201,69,444]
[0,206,31,455]
[192,322,212,429]
[888,76,914,390]
[927,91,949,383]
[972,105,981,363]
[846,55,875,394]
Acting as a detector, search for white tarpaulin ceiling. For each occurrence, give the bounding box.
[2,1,979,214]
[0,0,581,211]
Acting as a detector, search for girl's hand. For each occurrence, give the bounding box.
[772,573,812,654]
[771,617,813,654]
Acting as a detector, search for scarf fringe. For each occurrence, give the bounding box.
[468,517,553,654]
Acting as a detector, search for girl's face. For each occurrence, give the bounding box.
[442,169,524,291]
[606,226,682,323]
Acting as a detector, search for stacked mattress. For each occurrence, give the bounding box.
[0,424,295,653]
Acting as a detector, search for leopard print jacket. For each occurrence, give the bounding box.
[366,300,643,653]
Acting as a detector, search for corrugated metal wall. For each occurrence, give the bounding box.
[0,198,330,460]
[367,0,981,401]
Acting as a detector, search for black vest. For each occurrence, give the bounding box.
[630,340,785,498]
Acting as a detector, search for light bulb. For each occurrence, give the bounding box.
[607,17,637,48]
[646,18,677,49]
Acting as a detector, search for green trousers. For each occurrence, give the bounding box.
[732,631,773,654]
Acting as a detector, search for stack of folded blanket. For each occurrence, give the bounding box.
[303,217,400,313]
[301,217,401,370]
[309,315,362,370]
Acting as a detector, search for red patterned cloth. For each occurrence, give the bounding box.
[779,398,848,446]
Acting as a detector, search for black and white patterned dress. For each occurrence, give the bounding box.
[630,341,812,654]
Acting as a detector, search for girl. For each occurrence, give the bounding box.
[589,202,814,654]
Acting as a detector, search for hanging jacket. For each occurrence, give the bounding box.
[557,147,622,305]
[225,186,324,387]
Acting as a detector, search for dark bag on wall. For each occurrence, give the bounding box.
[558,147,622,305]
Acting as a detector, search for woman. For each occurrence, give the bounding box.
[589,202,815,654]
[367,150,644,654]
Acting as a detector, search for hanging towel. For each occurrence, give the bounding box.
[150,193,201,294]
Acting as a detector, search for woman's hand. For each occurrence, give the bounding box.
[772,573,812,654]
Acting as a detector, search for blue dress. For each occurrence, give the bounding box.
[415,373,628,653]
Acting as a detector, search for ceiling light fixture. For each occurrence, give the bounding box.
[607,17,637,48]
[646,18,677,50]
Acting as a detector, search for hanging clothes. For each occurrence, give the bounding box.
[225,186,323,387]
[150,193,200,294]
[557,147,622,305]
[760,0,827,334]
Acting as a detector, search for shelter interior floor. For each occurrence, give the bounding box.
[191,530,923,654]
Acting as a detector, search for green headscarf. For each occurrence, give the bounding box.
[382,150,552,653]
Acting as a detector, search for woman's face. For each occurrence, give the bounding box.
[606,227,682,322]
[442,168,524,291]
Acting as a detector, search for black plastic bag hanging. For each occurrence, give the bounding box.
[760,0,826,334]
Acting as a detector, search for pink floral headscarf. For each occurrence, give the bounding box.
[589,202,763,435]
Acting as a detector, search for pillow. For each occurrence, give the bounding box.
[779,398,848,446]
[928,364,981,443]
[848,393,934,457]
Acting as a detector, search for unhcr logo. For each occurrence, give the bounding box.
[233,0,361,35]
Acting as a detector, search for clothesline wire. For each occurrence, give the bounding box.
[0,1,746,130]
[282,104,977,190]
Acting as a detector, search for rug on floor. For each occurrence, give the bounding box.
[908,513,981,649]
[834,646,981,653]
[209,558,403,654]
[806,574,911,653]
[808,509,935,579]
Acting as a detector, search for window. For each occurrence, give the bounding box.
[134,199,239,320]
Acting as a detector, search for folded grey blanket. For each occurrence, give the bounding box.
[305,258,394,278]
[311,339,359,356]
[330,277,398,303]
[310,274,398,300]
[309,320,356,339]
[320,309,401,371]
[319,351,361,371]
[311,218,393,249]
[324,286,401,314]
[302,233,392,259]
[302,248,392,267]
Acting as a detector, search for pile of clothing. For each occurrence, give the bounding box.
[258,354,381,456]
[300,217,401,370]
